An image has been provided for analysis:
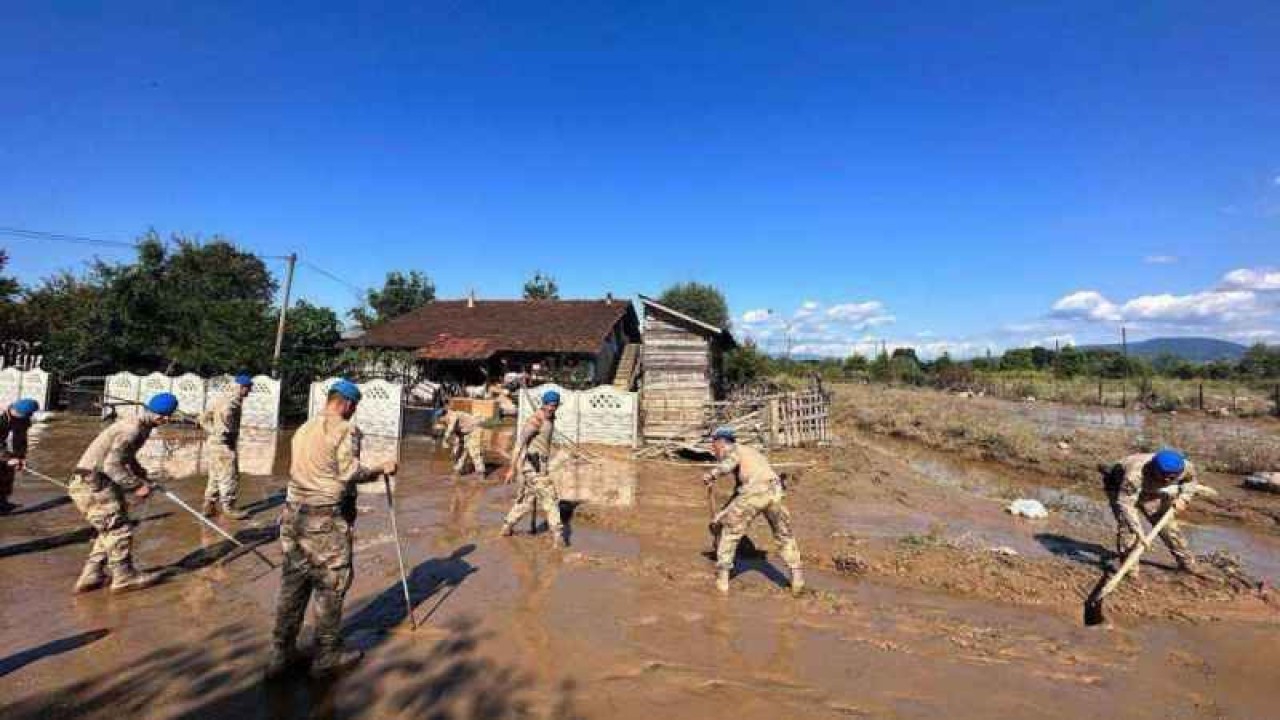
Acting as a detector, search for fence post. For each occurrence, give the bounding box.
[1198,382,1204,411]
[1097,379,1103,406]
[1273,383,1279,418]
[1231,386,1238,414]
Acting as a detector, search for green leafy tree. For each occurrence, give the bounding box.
[1000,348,1035,371]
[13,272,107,376]
[843,354,870,375]
[522,271,559,300]
[657,282,730,329]
[724,341,771,384]
[1055,345,1085,378]
[1238,343,1280,379]
[278,300,343,415]
[351,270,435,330]
[0,249,22,339]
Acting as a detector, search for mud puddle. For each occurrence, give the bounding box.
[3,417,1280,719]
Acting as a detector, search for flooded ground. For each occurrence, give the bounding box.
[1,414,1278,719]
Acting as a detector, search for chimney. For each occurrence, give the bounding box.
[605,292,613,305]
[467,289,476,308]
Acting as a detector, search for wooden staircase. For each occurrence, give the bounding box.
[612,343,641,391]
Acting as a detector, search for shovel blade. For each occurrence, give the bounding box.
[1083,598,1106,626]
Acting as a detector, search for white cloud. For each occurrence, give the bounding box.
[826,301,894,328]
[1143,255,1178,265]
[1120,290,1260,324]
[741,308,771,324]
[1051,290,1122,322]
[1222,267,1280,291]
[1273,175,1280,187]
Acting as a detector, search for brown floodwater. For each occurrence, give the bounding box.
[1,415,1278,719]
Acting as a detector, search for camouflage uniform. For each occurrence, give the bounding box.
[502,413,562,537]
[200,390,244,508]
[70,417,154,583]
[1104,453,1197,568]
[443,411,486,474]
[270,413,380,671]
[709,444,802,575]
[0,409,32,511]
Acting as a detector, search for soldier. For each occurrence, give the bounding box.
[498,390,565,547]
[266,380,397,680]
[0,398,39,514]
[1103,448,1199,573]
[703,427,804,595]
[442,408,486,476]
[69,392,179,594]
[199,374,254,520]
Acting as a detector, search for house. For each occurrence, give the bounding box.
[638,294,736,442]
[342,295,641,387]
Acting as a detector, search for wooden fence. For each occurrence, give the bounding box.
[767,390,831,447]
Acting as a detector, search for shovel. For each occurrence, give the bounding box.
[1084,482,1217,626]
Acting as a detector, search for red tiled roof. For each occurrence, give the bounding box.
[342,299,639,359]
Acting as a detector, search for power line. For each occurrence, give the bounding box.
[0,225,291,261]
[298,259,366,302]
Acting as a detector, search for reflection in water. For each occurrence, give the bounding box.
[553,456,637,507]
[137,429,281,480]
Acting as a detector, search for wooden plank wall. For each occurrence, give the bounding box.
[641,315,713,440]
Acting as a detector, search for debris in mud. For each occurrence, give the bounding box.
[832,552,870,575]
[990,546,1020,557]
[1006,499,1049,519]
[1243,472,1280,494]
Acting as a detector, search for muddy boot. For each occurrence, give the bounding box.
[498,523,515,538]
[264,645,301,681]
[0,499,17,515]
[715,569,730,594]
[551,531,567,549]
[201,499,218,518]
[109,563,165,593]
[221,504,251,521]
[1177,557,1200,575]
[73,560,109,594]
[310,650,364,680]
[790,568,806,595]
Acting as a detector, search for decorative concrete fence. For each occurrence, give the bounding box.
[103,372,282,429]
[308,378,404,438]
[0,367,52,411]
[517,383,639,447]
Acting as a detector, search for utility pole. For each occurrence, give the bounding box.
[272,253,297,378]
[1120,326,1129,409]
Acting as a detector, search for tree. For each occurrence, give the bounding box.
[522,271,559,300]
[278,300,343,415]
[1055,345,1085,378]
[999,348,1035,371]
[0,249,22,340]
[351,270,435,330]
[724,341,771,384]
[657,282,730,329]
[1238,343,1280,379]
[843,354,870,375]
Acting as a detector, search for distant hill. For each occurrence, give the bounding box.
[1081,337,1248,363]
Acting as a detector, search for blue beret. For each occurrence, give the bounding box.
[146,393,179,416]
[1153,448,1186,475]
[234,373,254,387]
[11,398,39,417]
[330,379,362,403]
[541,390,561,405]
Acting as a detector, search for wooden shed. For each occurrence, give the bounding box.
[638,295,736,442]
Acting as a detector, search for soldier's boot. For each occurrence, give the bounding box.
[109,562,165,593]
[551,531,567,549]
[1176,556,1200,574]
[201,499,218,518]
[498,523,515,538]
[73,558,109,594]
[220,504,251,521]
[715,569,730,594]
[310,650,364,680]
[263,645,302,681]
[0,499,17,515]
[789,568,806,595]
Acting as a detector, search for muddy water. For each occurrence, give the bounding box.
[2,417,1278,719]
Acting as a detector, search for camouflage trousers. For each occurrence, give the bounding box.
[714,488,802,572]
[203,443,240,506]
[503,466,562,531]
[452,431,487,474]
[272,503,354,663]
[68,473,135,571]
[1104,466,1194,566]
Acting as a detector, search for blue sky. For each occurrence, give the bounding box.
[2,2,1277,357]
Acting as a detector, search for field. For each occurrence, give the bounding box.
[1,402,1277,719]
